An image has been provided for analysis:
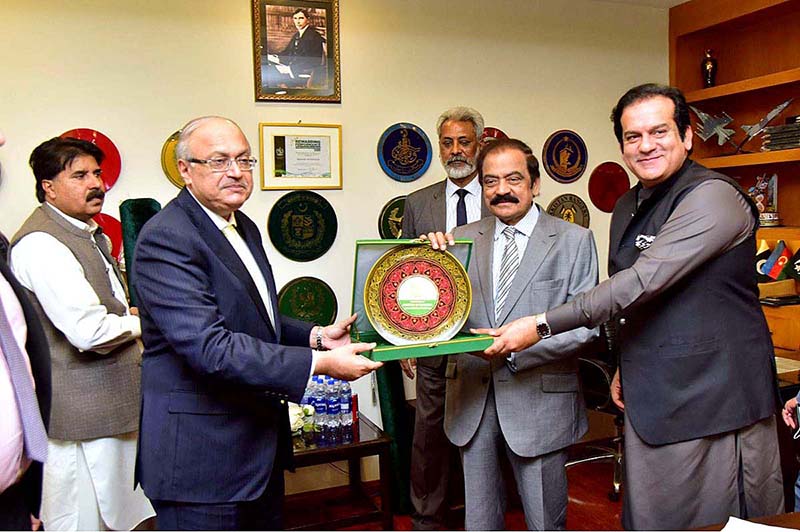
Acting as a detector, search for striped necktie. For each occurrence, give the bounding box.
[495,226,519,321]
[0,289,48,462]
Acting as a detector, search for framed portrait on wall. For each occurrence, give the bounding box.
[259,123,343,190]
[251,0,341,103]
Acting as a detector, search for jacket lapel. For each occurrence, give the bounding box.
[176,190,276,336]
[472,218,496,328]
[432,182,447,234]
[496,207,555,325]
[237,213,281,340]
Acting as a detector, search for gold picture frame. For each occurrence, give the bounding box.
[259,122,343,190]
[251,0,341,103]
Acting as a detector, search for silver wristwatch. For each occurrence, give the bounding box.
[535,313,552,340]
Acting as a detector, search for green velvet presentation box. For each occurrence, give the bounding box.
[350,239,493,362]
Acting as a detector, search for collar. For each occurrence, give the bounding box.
[493,203,539,240]
[186,189,235,230]
[445,175,481,199]
[297,26,308,37]
[44,202,98,233]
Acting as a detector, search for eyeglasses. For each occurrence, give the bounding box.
[189,157,258,172]
[482,175,526,188]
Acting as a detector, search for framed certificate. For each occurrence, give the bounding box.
[259,122,342,190]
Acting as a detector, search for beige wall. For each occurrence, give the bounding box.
[0,0,668,490]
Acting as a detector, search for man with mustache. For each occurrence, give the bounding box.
[430,138,598,530]
[475,84,784,529]
[9,137,154,530]
[400,106,490,530]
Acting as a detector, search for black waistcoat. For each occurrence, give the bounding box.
[609,159,778,445]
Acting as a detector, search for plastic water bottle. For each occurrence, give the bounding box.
[339,380,353,443]
[326,378,341,444]
[300,379,315,445]
[312,376,328,446]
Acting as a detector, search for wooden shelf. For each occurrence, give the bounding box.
[684,67,800,103]
[696,148,800,169]
[758,226,800,241]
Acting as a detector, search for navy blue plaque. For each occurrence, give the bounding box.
[377,123,432,182]
[542,129,588,184]
[268,191,337,262]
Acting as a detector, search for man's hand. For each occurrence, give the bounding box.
[399,358,416,378]
[315,342,382,381]
[783,397,798,429]
[319,313,357,349]
[421,231,454,251]
[611,368,625,410]
[471,315,539,357]
[129,306,139,316]
[30,515,41,531]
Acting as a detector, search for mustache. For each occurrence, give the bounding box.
[446,155,470,166]
[86,188,105,202]
[490,193,519,205]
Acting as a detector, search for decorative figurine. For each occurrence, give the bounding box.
[737,98,794,153]
[748,173,780,227]
[701,49,717,88]
[689,105,736,147]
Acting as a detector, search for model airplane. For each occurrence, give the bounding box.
[737,98,794,152]
[689,105,736,147]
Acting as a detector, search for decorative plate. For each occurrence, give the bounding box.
[267,190,337,261]
[377,123,432,182]
[278,276,338,326]
[547,193,591,228]
[480,126,509,145]
[60,128,121,191]
[588,161,630,213]
[160,130,183,188]
[378,196,406,238]
[542,129,588,183]
[93,213,123,260]
[364,245,471,346]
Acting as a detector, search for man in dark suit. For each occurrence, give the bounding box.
[133,116,381,530]
[265,8,325,88]
[400,106,490,530]
[0,130,51,531]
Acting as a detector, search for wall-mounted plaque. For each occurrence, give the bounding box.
[160,130,183,189]
[268,190,337,261]
[377,123,432,182]
[547,193,590,228]
[378,196,406,238]
[542,129,587,184]
[588,161,630,213]
[278,276,338,325]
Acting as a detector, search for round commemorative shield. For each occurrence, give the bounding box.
[60,128,121,191]
[160,130,184,189]
[377,123,432,182]
[268,191,337,262]
[93,213,123,260]
[588,161,630,213]
[542,129,588,184]
[364,245,472,346]
[480,126,509,146]
[547,194,591,228]
[278,276,338,326]
[378,196,406,239]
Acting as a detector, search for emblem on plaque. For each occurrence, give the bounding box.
[378,196,406,239]
[377,123,432,182]
[364,245,471,346]
[278,276,338,326]
[547,193,591,228]
[160,130,183,189]
[542,130,588,183]
[268,191,338,261]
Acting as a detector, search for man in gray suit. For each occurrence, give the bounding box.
[433,139,598,530]
[400,106,490,530]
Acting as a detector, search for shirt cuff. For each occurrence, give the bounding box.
[309,350,318,380]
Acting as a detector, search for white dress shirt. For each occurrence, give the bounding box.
[445,176,482,232]
[491,203,540,298]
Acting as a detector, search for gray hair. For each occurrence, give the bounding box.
[436,106,485,139]
[175,116,244,161]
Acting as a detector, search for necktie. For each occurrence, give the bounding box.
[0,289,48,462]
[455,189,468,227]
[495,226,520,321]
[223,224,276,327]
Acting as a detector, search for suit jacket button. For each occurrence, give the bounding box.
[619,318,626,326]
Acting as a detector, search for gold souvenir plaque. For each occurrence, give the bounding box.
[364,245,471,346]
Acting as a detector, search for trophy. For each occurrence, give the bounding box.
[748,173,780,227]
[701,49,717,88]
